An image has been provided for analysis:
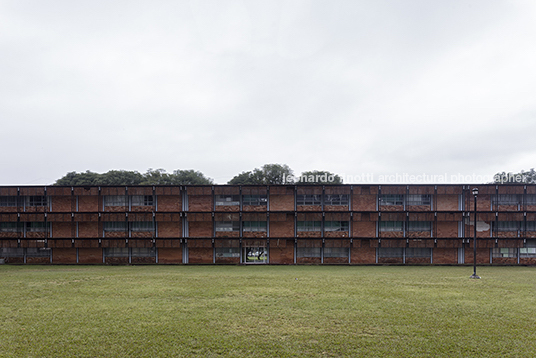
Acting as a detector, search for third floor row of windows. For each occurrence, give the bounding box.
[3,194,536,211]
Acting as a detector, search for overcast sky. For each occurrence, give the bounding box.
[1,0,536,185]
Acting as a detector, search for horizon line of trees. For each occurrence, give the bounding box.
[53,164,344,186]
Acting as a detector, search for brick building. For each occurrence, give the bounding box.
[1,184,535,265]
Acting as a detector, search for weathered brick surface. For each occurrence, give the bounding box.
[352,222,375,237]
[78,196,99,212]
[492,257,517,264]
[436,222,458,238]
[78,222,100,238]
[242,231,267,238]
[350,246,376,264]
[270,220,294,237]
[296,231,321,238]
[52,222,74,238]
[51,196,73,212]
[215,231,240,238]
[189,222,213,237]
[464,248,490,264]
[269,239,293,264]
[432,248,458,263]
[436,195,459,211]
[78,248,103,264]
[352,194,376,211]
[188,195,212,212]
[406,257,430,264]
[52,248,77,263]
[157,195,182,212]
[158,222,181,238]
[297,257,321,264]
[269,195,294,211]
[188,248,213,263]
[158,248,182,263]
[324,231,349,238]
[26,257,50,264]
[324,257,348,264]
[242,205,267,212]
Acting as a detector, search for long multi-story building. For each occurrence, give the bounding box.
[1,184,535,265]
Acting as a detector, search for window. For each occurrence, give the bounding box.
[130,221,154,231]
[0,248,24,257]
[0,222,22,232]
[215,247,240,258]
[379,194,404,205]
[297,221,321,232]
[527,221,536,231]
[131,248,156,257]
[323,247,349,258]
[104,248,129,257]
[324,221,349,232]
[406,194,431,206]
[379,221,403,232]
[520,247,536,257]
[407,221,431,232]
[496,195,522,205]
[131,195,154,206]
[0,196,17,207]
[324,194,349,206]
[492,248,517,258]
[242,221,267,232]
[406,248,431,258]
[104,196,127,206]
[103,221,127,232]
[26,248,51,257]
[296,194,322,206]
[242,195,267,206]
[27,196,47,207]
[297,247,321,258]
[215,195,240,206]
[215,221,240,232]
[526,195,536,205]
[25,222,48,232]
[494,221,521,232]
[378,247,403,258]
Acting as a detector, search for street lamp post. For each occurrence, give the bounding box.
[470,187,481,279]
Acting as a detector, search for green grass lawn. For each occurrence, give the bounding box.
[0,265,535,357]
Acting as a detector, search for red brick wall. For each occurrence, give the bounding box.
[270,219,294,237]
[52,248,77,263]
[188,248,213,263]
[436,195,459,211]
[51,196,73,212]
[188,195,212,212]
[352,195,376,211]
[78,222,100,237]
[350,246,376,264]
[158,195,182,211]
[269,239,293,264]
[464,248,490,264]
[433,248,458,263]
[52,222,73,238]
[189,222,212,237]
[158,222,181,238]
[352,221,375,237]
[78,196,99,212]
[270,195,294,211]
[437,222,458,238]
[158,248,182,263]
[78,248,103,264]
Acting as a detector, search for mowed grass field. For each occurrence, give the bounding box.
[1,265,535,357]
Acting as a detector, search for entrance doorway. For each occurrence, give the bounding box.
[243,246,268,264]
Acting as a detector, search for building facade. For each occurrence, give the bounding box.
[1,184,535,265]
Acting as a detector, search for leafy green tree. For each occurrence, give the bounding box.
[169,169,214,185]
[54,171,101,186]
[99,170,144,185]
[297,170,343,185]
[494,169,536,184]
[54,168,213,186]
[228,164,294,185]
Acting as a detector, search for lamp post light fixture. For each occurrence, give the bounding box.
[470,187,481,279]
